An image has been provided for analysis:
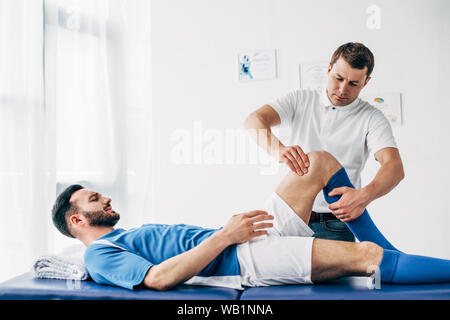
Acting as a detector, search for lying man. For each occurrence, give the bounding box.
[52,151,450,291]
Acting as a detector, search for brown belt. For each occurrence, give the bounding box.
[309,211,338,223]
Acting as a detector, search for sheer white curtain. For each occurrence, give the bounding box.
[0,0,152,282]
[0,0,49,282]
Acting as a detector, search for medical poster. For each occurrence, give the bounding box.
[238,50,277,81]
[299,61,329,92]
[360,92,403,126]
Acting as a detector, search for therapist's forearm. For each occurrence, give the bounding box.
[361,160,405,203]
[244,113,284,157]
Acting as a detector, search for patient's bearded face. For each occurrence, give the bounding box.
[70,189,120,227]
[83,209,120,227]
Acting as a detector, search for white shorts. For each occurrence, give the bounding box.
[236,192,315,287]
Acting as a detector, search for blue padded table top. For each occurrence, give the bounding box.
[0,273,241,300]
[240,277,450,300]
[2,273,450,300]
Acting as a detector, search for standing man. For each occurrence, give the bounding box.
[244,42,404,242]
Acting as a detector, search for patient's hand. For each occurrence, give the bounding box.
[221,210,274,245]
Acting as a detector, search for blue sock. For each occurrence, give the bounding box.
[323,168,399,251]
[324,168,450,284]
[380,249,450,284]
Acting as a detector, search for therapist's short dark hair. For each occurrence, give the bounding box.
[52,184,84,238]
[330,42,375,78]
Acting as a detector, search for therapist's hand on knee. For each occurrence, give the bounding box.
[221,210,274,245]
[278,145,310,176]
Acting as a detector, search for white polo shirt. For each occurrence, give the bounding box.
[269,88,397,213]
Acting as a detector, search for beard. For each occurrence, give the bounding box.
[83,209,120,227]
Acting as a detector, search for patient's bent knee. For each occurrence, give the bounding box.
[307,150,338,165]
[307,150,330,163]
[307,150,342,183]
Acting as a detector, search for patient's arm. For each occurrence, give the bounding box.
[142,211,274,291]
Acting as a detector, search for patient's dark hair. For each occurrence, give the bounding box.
[52,184,84,238]
[330,42,375,78]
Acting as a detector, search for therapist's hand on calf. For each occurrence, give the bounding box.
[221,210,274,245]
[327,187,370,222]
[278,145,310,176]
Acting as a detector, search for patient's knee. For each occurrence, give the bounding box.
[307,150,342,183]
[307,150,337,165]
[307,150,330,163]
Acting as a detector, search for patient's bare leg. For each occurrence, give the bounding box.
[311,239,383,282]
[275,150,342,225]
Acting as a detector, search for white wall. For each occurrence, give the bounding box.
[151,0,450,258]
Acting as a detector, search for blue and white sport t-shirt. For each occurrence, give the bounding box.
[84,224,241,290]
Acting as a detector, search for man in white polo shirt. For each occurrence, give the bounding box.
[244,42,405,242]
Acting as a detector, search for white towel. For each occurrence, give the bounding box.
[32,244,89,280]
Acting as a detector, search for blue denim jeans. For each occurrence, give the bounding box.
[308,217,355,242]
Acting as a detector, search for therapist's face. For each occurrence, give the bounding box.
[326,57,370,106]
[70,189,120,227]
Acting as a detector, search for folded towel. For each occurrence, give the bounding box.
[32,244,89,280]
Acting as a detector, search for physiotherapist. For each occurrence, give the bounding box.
[244,42,405,242]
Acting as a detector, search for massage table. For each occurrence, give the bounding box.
[1,273,449,300]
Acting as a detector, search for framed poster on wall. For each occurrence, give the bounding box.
[360,92,403,126]
[299,61,329,91]
[238,49,277,82]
